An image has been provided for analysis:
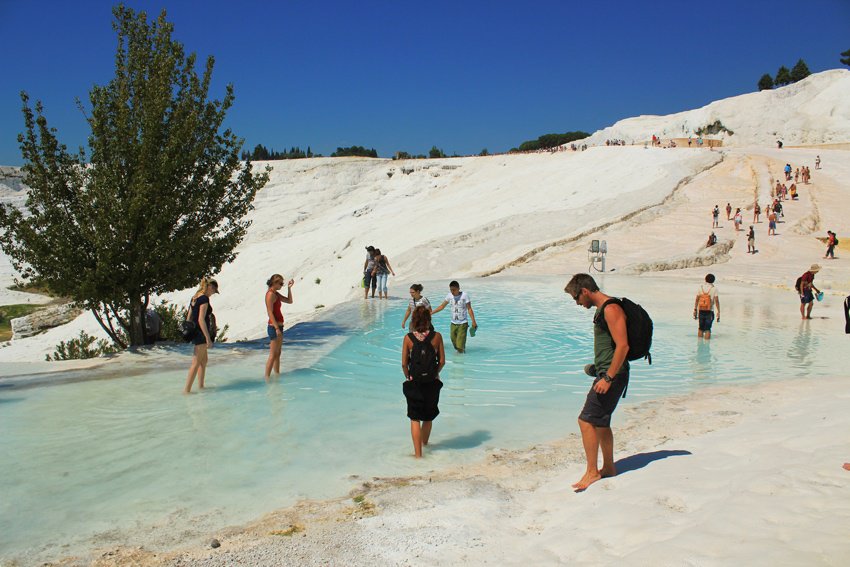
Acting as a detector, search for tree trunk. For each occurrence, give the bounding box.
[91,304,127,349]
[127,295,146,347]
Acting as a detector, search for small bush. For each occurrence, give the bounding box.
[46,331,120,361]
[153,300,186,342]
[695,120,734,136]
[153,300,229,343]
[0,303,45,341]
[315,277,321,285]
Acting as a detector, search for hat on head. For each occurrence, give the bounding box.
[809,264,821,273]
[366,245,375,251]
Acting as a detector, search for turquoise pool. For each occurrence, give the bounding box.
[0,275,844,562]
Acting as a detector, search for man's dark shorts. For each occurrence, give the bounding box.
[363,271,377,289]
[800,291,814,304]
[698,310,714,332]
[579,372,629,428]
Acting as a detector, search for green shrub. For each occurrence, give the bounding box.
[0,303,44,341]
[152,300,186,342]
[695,120,734,136]
[152,300,228,342]
[514,131,590,152]
[46,331,120,361]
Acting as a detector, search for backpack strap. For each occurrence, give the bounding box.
[593,298,621,331]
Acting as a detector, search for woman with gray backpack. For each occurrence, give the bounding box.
[183,277,219,394]
[401,306,445,458]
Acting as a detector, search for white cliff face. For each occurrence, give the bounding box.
[578,69,850,147]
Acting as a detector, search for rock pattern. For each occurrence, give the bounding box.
[11,303,83,340]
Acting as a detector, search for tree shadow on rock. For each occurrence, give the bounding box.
[615,450,692,475]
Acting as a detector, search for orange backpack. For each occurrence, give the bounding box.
[697,291,712,311]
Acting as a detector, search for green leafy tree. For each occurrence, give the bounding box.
[331,145,378,158]
[789,59,811,83]
[757,73,774,91]
[515,131,589,152]
[774,65,792,87]
[479,148,489,156]
[841,48,850,67]
[429,146,446,158]
[0,6,269,347]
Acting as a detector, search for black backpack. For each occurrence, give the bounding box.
[595,298,653,364]
[407,332,439,381]
[794,276,803,293]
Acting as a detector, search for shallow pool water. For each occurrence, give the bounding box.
[0,275,845,561]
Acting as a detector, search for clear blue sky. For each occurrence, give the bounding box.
[1,0,848,164]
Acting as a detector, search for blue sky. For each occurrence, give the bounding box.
[0,0,848,164]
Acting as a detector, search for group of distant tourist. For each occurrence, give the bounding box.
[363,245,395,300]
[708,158,833,251]
[703,157,838,324]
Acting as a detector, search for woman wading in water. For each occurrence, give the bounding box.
[184,278,219,394]
[264,274,294,380]
[401,306,445,458]
[401,283,431,330]
[372,248,395,300]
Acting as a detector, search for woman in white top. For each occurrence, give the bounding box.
[401,284,431,329]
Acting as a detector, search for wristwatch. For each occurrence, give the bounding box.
[603,374,614,383]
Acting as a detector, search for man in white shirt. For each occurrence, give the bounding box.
[693,273,720,339]
[431,280,478,353]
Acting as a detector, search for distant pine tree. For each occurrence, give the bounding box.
[429,146,446,158]
[840,48,850,67]
[774,66,792,87]
[757,73,774,91]
[789,59,811,83]
[479,148,489,156]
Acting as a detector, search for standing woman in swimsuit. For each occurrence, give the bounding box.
[184,278,219,394]
[265,274,294,380]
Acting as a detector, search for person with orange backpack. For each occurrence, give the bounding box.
[694,273,720,339]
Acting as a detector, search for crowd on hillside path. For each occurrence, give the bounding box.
[704,156,838,320]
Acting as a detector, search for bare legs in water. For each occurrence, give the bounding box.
[410,420,433,458]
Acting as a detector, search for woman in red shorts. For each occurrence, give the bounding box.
[264,273,294,380]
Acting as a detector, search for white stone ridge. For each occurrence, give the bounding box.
[577,69,850,147]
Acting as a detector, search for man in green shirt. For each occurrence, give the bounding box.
[565,273,630,492]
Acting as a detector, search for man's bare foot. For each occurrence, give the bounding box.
[600,465,617,478]
[572,471,602,491]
